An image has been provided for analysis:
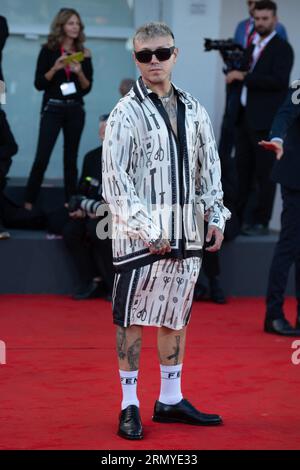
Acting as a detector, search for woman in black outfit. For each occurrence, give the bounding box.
[24,8,93,210]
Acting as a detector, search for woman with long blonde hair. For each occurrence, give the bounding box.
[25,8,93,209]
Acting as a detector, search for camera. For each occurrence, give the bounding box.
[68,194,105,214]
[78,175,101,200]
[204,38,249,74]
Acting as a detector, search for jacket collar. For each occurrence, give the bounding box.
[133,76,187,103]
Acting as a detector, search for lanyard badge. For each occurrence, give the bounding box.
[60,46,77,96]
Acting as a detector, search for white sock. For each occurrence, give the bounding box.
[159,364,183,405]
[119,370,139,410]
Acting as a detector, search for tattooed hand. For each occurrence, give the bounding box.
[205,225,224,252]
[148,237,171,256]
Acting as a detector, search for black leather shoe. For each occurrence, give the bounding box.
[193,283,209,301]
[209,277,227,304]
[264,318,300,337]
[72,281,105,300]
[118,405,143,440]
[152,399,222,426]
[240,223,251,236]
[242,224,269,236]
[0,222,10,240]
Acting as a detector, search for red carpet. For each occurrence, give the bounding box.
[0,295,299,450]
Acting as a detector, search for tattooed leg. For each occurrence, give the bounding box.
[116,325,143,371]
[157,326,187,366]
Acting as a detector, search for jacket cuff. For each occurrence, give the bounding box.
[271,137,284,144]
[207,207,231,233]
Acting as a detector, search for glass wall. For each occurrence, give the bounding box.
[1,0,136,178]
[1,0,135,28]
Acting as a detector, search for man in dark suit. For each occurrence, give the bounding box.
[259,82,300,336]
[226,0,293,236]
[234,0,287,48]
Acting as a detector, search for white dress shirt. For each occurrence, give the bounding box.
[241,30,277,107]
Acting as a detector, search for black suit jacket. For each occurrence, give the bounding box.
[270,84,300,190]
[243,34,294,130]
[0,16,9,82]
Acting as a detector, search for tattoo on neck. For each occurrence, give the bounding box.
[167,335,180,365]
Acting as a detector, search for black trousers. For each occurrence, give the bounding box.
[0,159,12,192]
[195,222,220,290]
[235,111,276,226]
[63,217,114,294]
[218,83,242,167]
[266,186,300,320]
[25,101,85,203]
[0,158,12,225]
[201,251,220,279]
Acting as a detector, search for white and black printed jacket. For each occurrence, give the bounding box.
[102,77,231,272]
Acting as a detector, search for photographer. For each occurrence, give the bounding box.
[216,0,289,225]
[217,0,288,208]
[226,0,293,236]
[234,0,287,48]
[24,8,93,210]
[62,115,113,301]
[196,38,249,303]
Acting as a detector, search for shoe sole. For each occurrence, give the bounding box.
[117,430,143,440]
[152,415,223,426]
[264,328,300,337]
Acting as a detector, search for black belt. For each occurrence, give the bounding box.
[48,98,81,105]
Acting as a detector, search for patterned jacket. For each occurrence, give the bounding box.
[102,77,230,272]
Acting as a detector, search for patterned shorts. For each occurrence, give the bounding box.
[112,257,202,330]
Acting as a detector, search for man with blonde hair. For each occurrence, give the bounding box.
[102,22,230,440]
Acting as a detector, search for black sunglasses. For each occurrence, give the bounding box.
[134,46,175,63]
